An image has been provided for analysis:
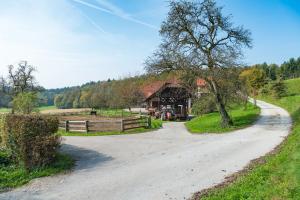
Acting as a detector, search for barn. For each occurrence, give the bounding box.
[142,78,206,120]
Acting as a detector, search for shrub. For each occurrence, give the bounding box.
[13,92,39,114]
[0,114,60,170]
[260,83,271,96]
[0,148,11,166]
[271,79,287,99]
[192,95,217,115]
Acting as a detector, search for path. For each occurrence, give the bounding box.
[0,100,292,200]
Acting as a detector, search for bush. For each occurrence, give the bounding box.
[271,79,287,99]
[0,114,60,170]
[192,95,217,115]
[13,92,39,114]
[0,149,11,166]
[260,83,271,96]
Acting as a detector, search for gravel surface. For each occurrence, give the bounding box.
[0,100,292,200]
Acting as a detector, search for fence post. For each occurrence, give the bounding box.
[148,116,151,129]
[121,119,124,132]
[65,120,69,132]
[85,120,89,133]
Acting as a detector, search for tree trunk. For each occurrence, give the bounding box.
[211,80,233,127]
[243,95,248,110]
[215,92,233,127]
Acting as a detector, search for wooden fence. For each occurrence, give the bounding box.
[59,116,151,133]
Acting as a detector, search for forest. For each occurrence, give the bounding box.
[1,56,300,110]
[51,57,300,110]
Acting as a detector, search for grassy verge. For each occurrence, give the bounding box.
[0,152,74,192]
[57,119,163,136]
[197,79,300,199]
[0,108,10,113]
[186,103,260,133]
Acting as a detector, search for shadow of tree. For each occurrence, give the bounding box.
[60,144,114,170]
[233,113,260,127]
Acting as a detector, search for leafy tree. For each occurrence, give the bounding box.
[80,90,93,108]
[54,94,64,109]
[192,94,216,115]
[111,79,144,111]
[270,78,287,99]
[12,92,39,114]
[239,68,266,105]
[146,0,252,127]
[280,57,300,79]
[0,77,12,108]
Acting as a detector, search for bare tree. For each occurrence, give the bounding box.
[8,61,38,96]
[146,0,252,127]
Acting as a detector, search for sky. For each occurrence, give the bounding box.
[0,0,300,89]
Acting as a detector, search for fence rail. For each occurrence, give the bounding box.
[59,116,151,133]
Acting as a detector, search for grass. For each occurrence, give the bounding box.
[94,108,133,118]
[198,78,300,200]
[0,108,10,113]
[0,106,135,118]
[0,106,57,114]
[57,119,163,136]
[0,153,74,192]
[186,103,260,133]
[38,105,56,111]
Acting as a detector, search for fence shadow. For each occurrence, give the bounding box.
[60,144,114,170]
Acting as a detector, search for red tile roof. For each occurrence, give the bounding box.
[141,81,166,99]
[196,78,206,87]
[141,78,206,99]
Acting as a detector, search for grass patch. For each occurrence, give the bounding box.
[94,108,133,118]
[0,108,10,113]
[186,104,260,133]
[197,81,300,199]
[38,105,56,111]
[0,106,57,114]
[0,152,74,192]
[58,119,163,136]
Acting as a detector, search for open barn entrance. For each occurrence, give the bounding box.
[145,83,191,120]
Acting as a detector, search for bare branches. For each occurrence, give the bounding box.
[145,0,252,127]
[146,0,252,74]
[7,61,39,95]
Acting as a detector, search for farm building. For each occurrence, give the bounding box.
[141,78,207,120]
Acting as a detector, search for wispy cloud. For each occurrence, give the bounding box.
[70,2,107,34]
[0,0,160,88]
[71,0,158,30]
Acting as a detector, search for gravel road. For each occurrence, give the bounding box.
[0,100,292,200]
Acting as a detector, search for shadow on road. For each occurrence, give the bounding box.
[60,144,114,170]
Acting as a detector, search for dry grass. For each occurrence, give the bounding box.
[40,108,91,114]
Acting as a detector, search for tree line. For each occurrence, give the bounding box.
[252,57,300,81]
[53,73,179,110]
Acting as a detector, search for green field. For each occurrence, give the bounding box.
[58,118,163,136]
[38,105,56,111]
[198,78,300,199]
[94,108,133,118]
[186,104,260,133]
[0,106,57,113]
[0,108,10,113]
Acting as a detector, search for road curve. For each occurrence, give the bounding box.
[0,100,292,200]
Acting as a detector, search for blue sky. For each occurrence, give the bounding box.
[0,0,300,88]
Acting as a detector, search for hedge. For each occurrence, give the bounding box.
[0,114,61,170]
